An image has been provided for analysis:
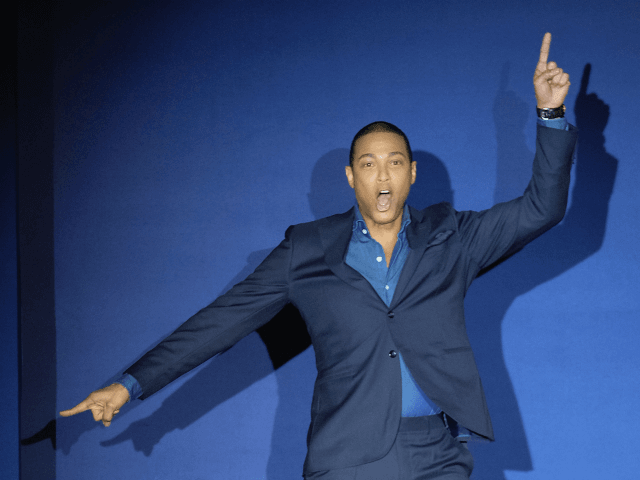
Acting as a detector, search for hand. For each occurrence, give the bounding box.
[59,383,130,427]
[533,33,571,108]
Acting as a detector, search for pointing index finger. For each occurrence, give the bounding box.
[538,32,552,67]
[59,400,90,417]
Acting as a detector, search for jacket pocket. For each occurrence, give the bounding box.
[315,366,358,384]
[426,229,454,247]
[442,345,473,354]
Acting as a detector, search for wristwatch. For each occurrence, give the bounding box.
[536,104,566,119]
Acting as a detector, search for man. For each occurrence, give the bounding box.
[61,33,575,479]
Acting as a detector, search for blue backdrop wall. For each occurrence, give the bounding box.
[14,0,640,478]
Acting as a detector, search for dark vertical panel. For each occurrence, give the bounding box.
[1,8,19,480]
[17,1,56,478]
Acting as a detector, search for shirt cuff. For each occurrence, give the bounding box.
[536,117,568,130]
[114,373,143,401]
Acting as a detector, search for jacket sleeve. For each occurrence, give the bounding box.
[456,124,578,274]
[125,226,294,399]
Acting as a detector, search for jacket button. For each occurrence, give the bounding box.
[387,311,395,318]
[388,350,397,358]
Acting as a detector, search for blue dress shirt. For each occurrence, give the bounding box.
[345,204,442,417]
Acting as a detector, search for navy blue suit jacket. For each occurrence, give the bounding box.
[126,124,578,473]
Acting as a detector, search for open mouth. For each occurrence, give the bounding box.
[377,190,391,212]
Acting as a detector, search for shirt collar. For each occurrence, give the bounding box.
[352,204,412,242]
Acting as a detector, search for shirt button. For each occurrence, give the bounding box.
[362,229,368,235]
[385,285,389,290]
[388,350,398,358]
[376,256,383,262]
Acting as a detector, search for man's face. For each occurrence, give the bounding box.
[345,131,416,230]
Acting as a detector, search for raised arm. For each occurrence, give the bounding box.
[458,33,577,271]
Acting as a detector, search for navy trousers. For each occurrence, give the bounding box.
[304,415,474,480]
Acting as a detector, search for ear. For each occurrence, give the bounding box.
[345,165,355,189]
[410,161,417,185]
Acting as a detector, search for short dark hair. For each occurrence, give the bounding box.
[349,121,412,166]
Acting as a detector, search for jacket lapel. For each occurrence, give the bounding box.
[391,205,454,308]
[318,208,377,296]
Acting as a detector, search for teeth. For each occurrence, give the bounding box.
[380,190,390,194]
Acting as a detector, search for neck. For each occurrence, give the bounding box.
[364,215,402,242]
[357,204,406,242]
[359,209,404,268]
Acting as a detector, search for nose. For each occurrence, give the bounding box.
[377,164,389,182]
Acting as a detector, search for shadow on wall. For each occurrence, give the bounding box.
[465,62,617,479]
[24,63,615,480]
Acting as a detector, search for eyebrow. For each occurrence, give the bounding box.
[357,151,407,161]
